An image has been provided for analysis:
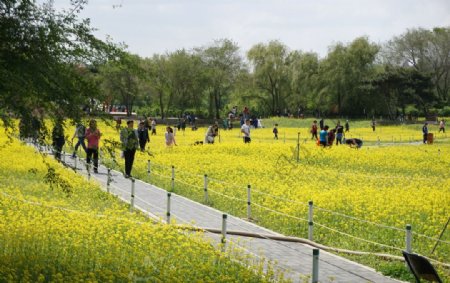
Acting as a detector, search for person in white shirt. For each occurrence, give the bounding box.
[439,119,445,133]
[205,124,218,144]
[165,126,177,146]
[241,119,251,143]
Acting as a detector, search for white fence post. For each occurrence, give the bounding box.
[204,174,209,203]
[221,214,227,252]
[247,184,251,220]
[171,166,175,192]
[406,224,412,253]
[166,192,171,224]
[130,178,135,212]
[312,249,319,283]
[308,200,314,241]
[106,168,111,193]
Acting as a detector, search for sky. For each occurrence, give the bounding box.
[57,0,450,58]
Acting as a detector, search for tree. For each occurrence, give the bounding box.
[143,54,171,119]
[143,50,206,119]
[100,52,144,116]
[165,50,206,117]
[320,37,379,116]
[247,41,290,114]
[0,0,116,127]
[197,39,243,119]
[366,66,435,119]
[287,51,320,114]
[383,27,450,103]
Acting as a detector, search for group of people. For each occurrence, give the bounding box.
[52,115,445,179]
[55,118,156,179]
[310,119,362,148]
[52,119,102,173]
[422,119,445,144]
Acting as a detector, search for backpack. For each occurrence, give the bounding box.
[77,125,86,137]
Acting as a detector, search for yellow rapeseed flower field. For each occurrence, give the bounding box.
[0,133,287,282]
[80,119,449,269]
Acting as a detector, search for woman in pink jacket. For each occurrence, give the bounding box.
[85,119,101,173]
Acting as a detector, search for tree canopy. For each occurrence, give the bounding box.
[0,0,117,127]
[1,1,448,122]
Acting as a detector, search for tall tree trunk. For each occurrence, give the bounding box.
[158,91,165,119]
[214,89,220,119]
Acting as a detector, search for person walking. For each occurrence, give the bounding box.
[273,124,279,140]
[422,122,428,144]
[241,119,251,143]
[52,119,65,161]
[165,126,177,146]
[71,122,86,158]
[371,119,376,132]
[319,118,324,130]
[311,120,318,140]
[85,119,101,173]
[439,119,445,133]
[345,120,350,132]
[151,119,157,135]
[335,121,344,145]
[137,121,150,152]
[120,120,139,178]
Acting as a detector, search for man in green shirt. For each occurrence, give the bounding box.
[120,120,139,178]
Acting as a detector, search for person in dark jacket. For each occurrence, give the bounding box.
[422,122,428,144]
[120,120,139,178]
[137,121,150,151]
[52,120,65,161]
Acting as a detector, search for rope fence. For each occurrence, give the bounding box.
[28,143,450,268]
[142,160,448,245]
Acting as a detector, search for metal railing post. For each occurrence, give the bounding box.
[166,192,171,224]
[247,185,251,220]
[221,214,227,252]
[130,178,135,212]
[171,166,175,192]
[406,224,412,253]
[106,168,111,193]
[204,174,209,203]
[308,201,314,241]
[312,249,319,283]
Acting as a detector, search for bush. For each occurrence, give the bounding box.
[438,106,450,116]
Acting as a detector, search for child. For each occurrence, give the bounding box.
[273,124,279,140]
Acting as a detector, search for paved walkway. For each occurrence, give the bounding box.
[61,153,402,283]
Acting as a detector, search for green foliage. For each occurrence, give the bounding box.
[439,106,450,116]
[247,40,291,114]
[1,0,446,123]
[0,0,117,126]
[384,27,450,103]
